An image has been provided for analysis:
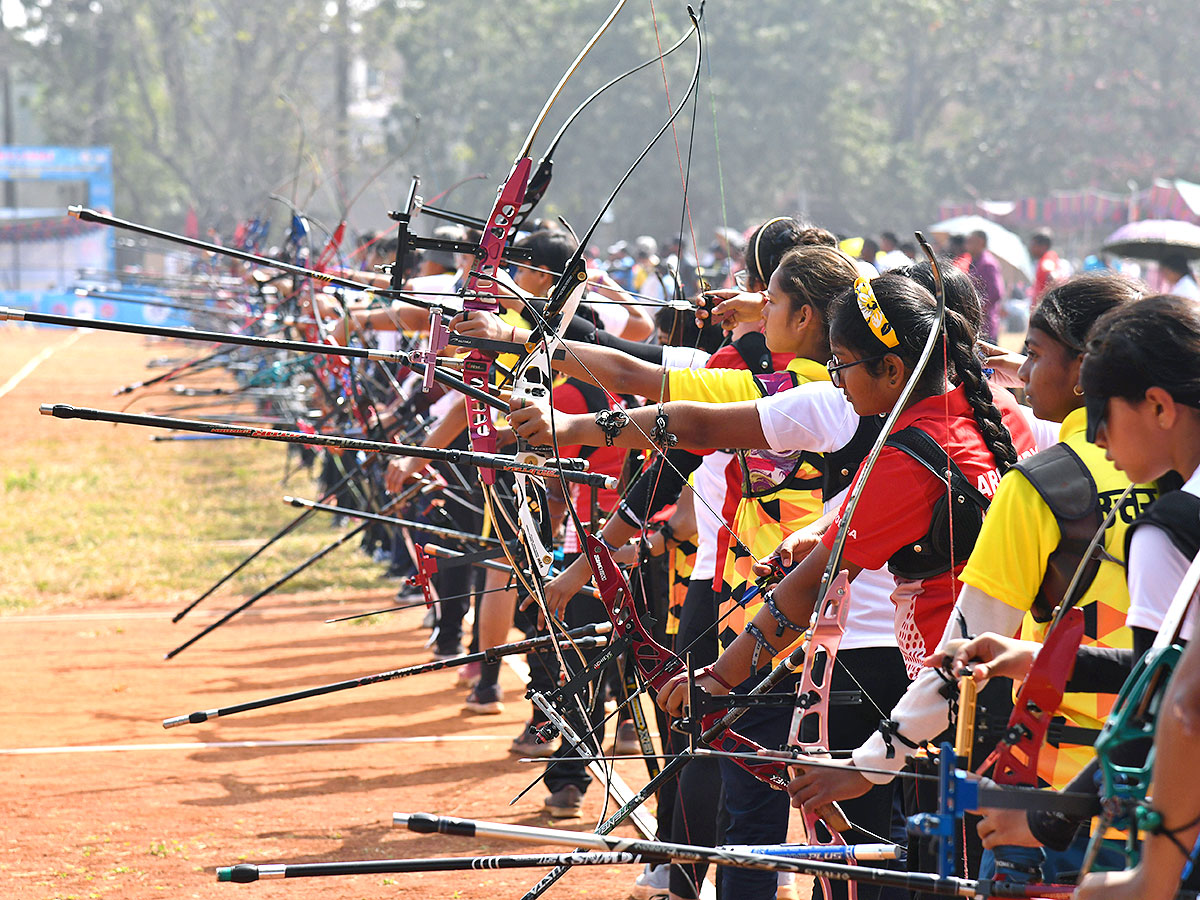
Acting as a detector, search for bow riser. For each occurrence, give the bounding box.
[787,571,855,897]
[977,606,1086,786]
[586,535,796,791]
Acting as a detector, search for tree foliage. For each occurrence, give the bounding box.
[10,0,1200,246]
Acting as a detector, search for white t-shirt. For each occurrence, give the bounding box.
[404,271,462,311]
[758,381,860,454]
[877,249,912,273]
[1126,466,1200,636]
[1017,405,1062,453]
[587,298,631,338]
[660,346,712,370]
[1170,273,1200,301]
[756,380,896,650]
[689,451,734,581]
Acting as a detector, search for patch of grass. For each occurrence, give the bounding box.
[1,437,386,612]
[147,839,186,858]
[4,464,39,491]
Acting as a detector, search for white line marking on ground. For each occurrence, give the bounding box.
[0,735,506,755]
[0,610,274,622]
[0,330,85,399]
[1,612,185,622]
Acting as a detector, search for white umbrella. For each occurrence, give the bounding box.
[928,214,1034,283]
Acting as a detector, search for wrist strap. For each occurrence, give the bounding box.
[700,665,737,692]
[659,521,677,545]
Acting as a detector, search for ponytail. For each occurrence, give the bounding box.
[830,272,1018,473]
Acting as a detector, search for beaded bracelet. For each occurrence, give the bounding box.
[649,404,678,449]
[594,408,631,446]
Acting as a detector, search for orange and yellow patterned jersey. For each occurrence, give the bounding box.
[960,407,1155,789]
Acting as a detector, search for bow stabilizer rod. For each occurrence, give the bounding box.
[39,405,615,489]
[1,306,496,409]
[217,851,644,882]
[164,624,610,728]
[66,206,419,302]
[394,813,1075,897]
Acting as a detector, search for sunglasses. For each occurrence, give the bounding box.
[826,353,887,388]
[1085,393,1108,443]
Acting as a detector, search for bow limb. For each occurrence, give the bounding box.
[515,3,705,602]
[514,17,696,229]
[584,535,795,794]
[416,0,628,394]
[509,282,605,740]
[499,6,707,730]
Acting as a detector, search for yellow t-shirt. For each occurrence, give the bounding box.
[668,358,828,659]
[959,406,1156,788]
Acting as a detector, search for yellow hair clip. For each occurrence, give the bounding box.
[854,277,899,348]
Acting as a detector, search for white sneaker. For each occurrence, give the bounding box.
[630,862,670,900]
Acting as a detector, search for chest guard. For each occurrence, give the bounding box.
[1015,444,1103,623]
[884,427,991,581]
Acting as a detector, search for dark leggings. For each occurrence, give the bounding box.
[668,577,722,898]
[803,645,910,900]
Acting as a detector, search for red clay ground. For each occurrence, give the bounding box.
[0,328,659,900]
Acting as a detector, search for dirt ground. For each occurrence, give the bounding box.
[0,327,664,900]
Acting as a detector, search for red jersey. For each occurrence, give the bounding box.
[822,383,1036,675]
[1032,250,1061,306]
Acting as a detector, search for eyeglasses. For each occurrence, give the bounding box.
[1084,393,1108,443]
[826,353,887,387]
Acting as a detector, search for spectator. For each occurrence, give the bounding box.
[1160,253,1200,301]
[877,231,912,272]
[603,240,634,290]
[859,235,881,267]
[1028,228,1061,306]
[966,229,1006,341]
[632,235,668,304]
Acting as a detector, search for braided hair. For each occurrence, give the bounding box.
[830,272,1020,474]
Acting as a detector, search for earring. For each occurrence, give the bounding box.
[1073,385,1084,396]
